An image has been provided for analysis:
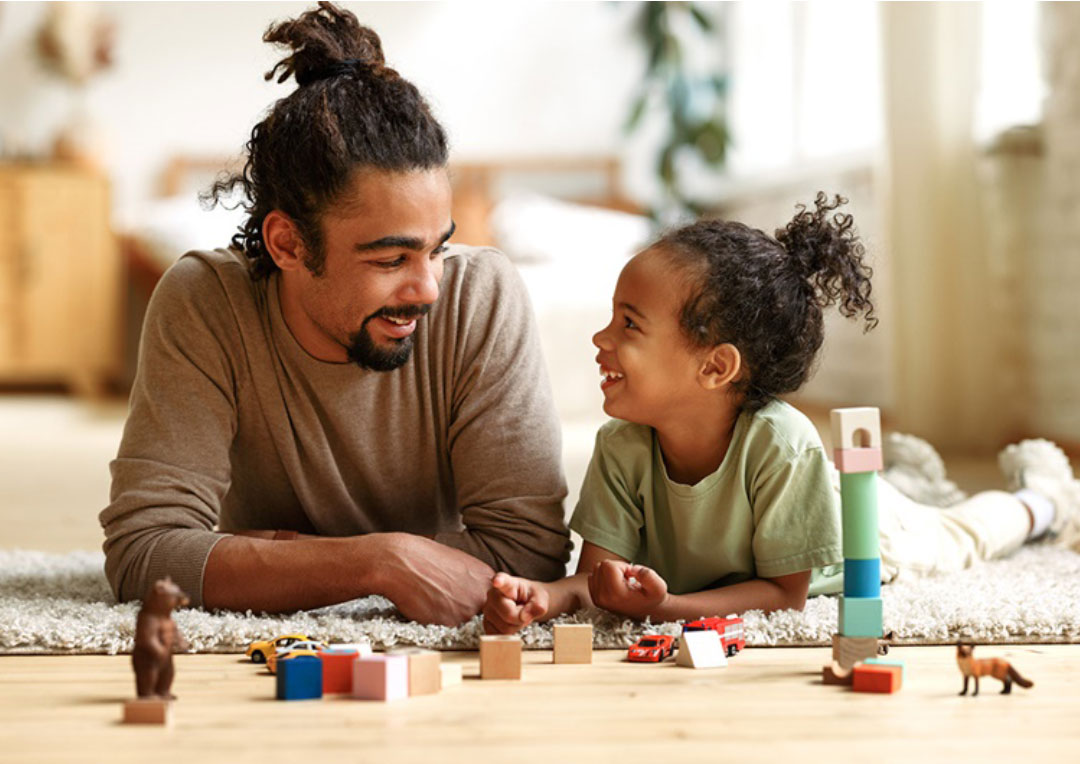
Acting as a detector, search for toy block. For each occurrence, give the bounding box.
[822,660,853,686]
[389,648,442,696]
[832,633,883,669]
[853,662,902,694]
[480,635,522,680]
[318,649,361,694]
[553,624,593,664]
[833,447,884,474]
[843,557,881,598]
[839,595,883,638]
[439,662,463,688]
[675,630,728,669]
[328,642,373,658]
[352,654,409,701]
[830,407,882,450]
[122,699,172,725]
[840,472,879,559]
[276,654,323,701]
[863,657,906,681]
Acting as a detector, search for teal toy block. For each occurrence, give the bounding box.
[843,557,881,598]
[863,657,905,680]
[839,595,883,638]
[277,654,323,700]
[840,472,879,559]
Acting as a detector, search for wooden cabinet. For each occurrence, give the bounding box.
[0,165,120,395]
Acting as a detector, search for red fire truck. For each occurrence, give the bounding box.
[682,615,745,657]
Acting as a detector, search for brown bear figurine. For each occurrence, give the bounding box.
[132,577,190,699]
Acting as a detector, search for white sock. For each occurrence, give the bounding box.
[1015,489,1055,539]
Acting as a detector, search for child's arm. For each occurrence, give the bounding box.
[482,542,626,634]
[588,560,811,621]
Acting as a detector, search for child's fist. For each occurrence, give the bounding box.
[482,572,550,635]
[587,560,668,619]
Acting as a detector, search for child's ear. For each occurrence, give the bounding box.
[263,210,310,272]
[699,343,741,390]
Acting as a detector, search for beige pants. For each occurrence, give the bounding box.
[874,477,1030,582]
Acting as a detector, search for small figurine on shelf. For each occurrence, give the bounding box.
[956,642,1033,696]
[132,577,190,700]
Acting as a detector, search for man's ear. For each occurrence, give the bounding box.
[699,343,742,390]
[263,210,309,272]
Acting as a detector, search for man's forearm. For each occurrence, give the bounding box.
[202,533,386,613]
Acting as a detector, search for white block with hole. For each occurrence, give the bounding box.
[830,407,882,450]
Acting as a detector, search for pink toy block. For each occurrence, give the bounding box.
[352,654,409,701]
[833,447,884,474]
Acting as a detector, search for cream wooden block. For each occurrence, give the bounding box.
[831,633,883,669]
[122,698,172,725]
[676,631,728,669]
[439,662,463,687]
[830,407,882,450]
[394,649,441,696]
[480,635,522,680]
[553,624,593,664]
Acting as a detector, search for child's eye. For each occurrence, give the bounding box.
[623,316,638,331]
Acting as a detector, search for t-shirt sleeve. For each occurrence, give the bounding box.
[98,254,235,606]
[750,447,842,579]
[568,428,643,562]
[434,251,571,581]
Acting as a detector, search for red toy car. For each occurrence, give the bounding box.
[683,615,745,657]
[627,634,677,662]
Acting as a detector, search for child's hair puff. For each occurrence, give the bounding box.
[656,192,877,412]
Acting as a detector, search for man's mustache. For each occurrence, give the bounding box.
[368,304,433,323]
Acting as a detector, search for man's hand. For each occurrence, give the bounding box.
[482,572,550,634]
[375,533,495,626]
[587,559,668,619]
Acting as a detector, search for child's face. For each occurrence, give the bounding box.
[592,248,705,425]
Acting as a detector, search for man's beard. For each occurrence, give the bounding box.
[345,304,432,371]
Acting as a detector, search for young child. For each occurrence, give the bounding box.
[483,193,1080,634]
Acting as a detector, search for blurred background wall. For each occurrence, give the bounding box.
[0,1,1071,461]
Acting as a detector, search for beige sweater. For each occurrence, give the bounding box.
[100,246,570,606]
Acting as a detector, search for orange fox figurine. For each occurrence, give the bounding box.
[956,642,1033,696]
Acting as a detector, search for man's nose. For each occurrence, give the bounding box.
[401,258,441,304]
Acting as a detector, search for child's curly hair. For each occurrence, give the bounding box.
[657,192,877,412]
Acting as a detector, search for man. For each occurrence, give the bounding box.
[99,2,570,625]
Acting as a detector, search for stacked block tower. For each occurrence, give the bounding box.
[830,407,884,667]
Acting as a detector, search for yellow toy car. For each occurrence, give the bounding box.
[245,634,312,664]
[266,640,329,675]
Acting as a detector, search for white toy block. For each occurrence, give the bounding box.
[675,630,728,669]
[830,407,882,450]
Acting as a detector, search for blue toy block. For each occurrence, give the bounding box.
[839,595,883,638]
[863,657,906,680]
[843,557,881,598]
[277,654,323,701]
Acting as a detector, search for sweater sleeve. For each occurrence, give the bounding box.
[98,254,238,606]
[433,251,572,580]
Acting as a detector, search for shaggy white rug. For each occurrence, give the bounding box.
[2,545,1078,654]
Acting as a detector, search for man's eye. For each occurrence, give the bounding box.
[374,256,406,269]
[431,245,448,258]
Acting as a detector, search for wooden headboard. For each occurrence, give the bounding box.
[152,153,639,249]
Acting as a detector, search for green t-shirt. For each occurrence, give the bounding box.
[569,399,843,597]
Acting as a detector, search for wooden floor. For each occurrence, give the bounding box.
[1,645,1076,763]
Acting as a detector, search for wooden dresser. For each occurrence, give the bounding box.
[0,164,121,396]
